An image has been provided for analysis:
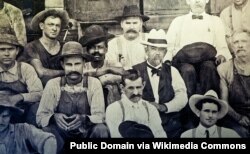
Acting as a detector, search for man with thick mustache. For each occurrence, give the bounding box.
[217,31,250,138]
[36,41,109,152]
[106,69,166,138]
[106,5,149,69]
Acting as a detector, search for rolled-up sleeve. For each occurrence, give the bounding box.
[20,62,43,102]
[87,77,105,123]
[164,67,188,113]
[36,78,61,127]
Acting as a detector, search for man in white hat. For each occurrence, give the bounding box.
[36,41,109,152]
[18,9,69,86]
[181,90,240,138]
[0,98,57,154]
[106,5,149,69]
[133,29,188,138]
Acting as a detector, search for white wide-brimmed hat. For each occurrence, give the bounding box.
[141,29,168,48]
[189,90,228,119]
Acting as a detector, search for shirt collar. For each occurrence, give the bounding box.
[146,61,162,69]
[0,61,18,75]
[188,11,207,18]
[197,123,217,135]
[121,94,142,107]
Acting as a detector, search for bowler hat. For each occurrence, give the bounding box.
[119,121,154,138]
[189,90,228,119]
[79,25,115,47]
[56,41,94,62]
[31,9,69,32]
[141,29,168,48]
[115,5,149,22]
[0,98,24,116]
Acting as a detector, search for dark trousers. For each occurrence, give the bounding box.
[218,115,250,138]
[43,123,110,153]
[175,60,220,97]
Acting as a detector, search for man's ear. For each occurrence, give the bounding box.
[196,110,201,118]
[39,22,44,30]
[60,60,64,69]
[142,81,146,89]
[119,84,124,93]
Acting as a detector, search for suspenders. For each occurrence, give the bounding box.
[118,100,149,122]
[192,126,222,138]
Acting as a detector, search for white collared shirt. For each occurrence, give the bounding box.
[181,123,240,138]
[147,62,161,103]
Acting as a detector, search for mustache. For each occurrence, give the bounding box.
[126,29,138,34]
[130,94,142,99]
[66,71,81,76]
[92,52,102,57]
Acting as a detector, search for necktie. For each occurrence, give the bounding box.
[192,15,203,20]
[147,64,161,76]
[205,130,210,138]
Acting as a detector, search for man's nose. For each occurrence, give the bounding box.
[4,50,10,56]
[133,89,139,95]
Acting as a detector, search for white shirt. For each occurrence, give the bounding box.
[106,94,167,138]
[107,33,147,69]
[165,12,232,61]
[181,123,240,138]
[146,62,188,113]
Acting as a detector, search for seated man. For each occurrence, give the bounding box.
[133,29,188,138]
[79,25,125,107]
[181,90,240,138]
[217,31,250,138]
[19,9,69,86]
[0,97,57,154]
[0,30,43,125]
[36,41,109,152]
[106,69,166,138]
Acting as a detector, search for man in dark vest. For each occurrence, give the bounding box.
[133,29,188,138]
[36,41,109,152]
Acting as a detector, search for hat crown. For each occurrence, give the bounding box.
[204,90,219,99]
[147,29,167,41]
[0,28,20,46]
[122,5,142,17]
[84,25,106,39]
[61,41,84,56]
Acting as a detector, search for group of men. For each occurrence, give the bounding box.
[0,0,250,153]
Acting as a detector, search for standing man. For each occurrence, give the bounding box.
[181,90,240,138]
[0,98,57,154]
[217,31,250,138]
[133,29,188,138]
[36,41,109,152]
[166,0,232,97]
[0,30,43,125]
[0,0,27,47]
[107,5,149,69]
[106,69,167,138]
[19,9,69,86]
[220,0,250,51]
[79,25,125,106]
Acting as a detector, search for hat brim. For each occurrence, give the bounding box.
[31,9,69,32]
[0,104,24,116]
[115,15,150,22]
[189,94,228,119]
[141,40,168,48]
[79,34,115,47]
[52,53,94,63]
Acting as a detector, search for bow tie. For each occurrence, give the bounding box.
[147,64,161,76]
[192,15,203,20]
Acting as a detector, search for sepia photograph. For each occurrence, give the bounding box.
[0,0,249,153]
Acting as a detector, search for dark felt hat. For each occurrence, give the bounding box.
[56,41,94,62]
[79,25,115,47]
[31,9,69,32]
[115,5,149,22]
[0,98,24,116]
[119,121,154,138]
